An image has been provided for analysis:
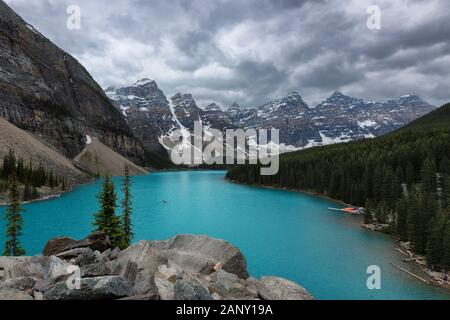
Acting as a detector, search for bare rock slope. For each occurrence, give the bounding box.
[73,137,148,176]
[0,117,86,183]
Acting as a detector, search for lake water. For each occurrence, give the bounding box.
[0,171,449,300]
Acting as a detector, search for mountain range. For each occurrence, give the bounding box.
[106,79,436,153]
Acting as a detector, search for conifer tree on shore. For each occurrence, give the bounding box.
[93,175,123,247]
[121,166,133,249]
[4,173,26,256]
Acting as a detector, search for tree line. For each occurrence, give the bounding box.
[0,150,68,201]
[226,104,450,271]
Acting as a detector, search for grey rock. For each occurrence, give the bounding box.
[0,287,33,300]
[156,264,180,283]
[211,292,222,300]
[154,276,174,300]
[148,235,249,278]
[43,237,77,256]
[2,277,36,292]
[33,273,73,292]
[113,241,167,279]
[226,284,258,300]
[73,250,99,266]
[244,277,260,297]
[56,247,92,259]
[80,262,111,278]
[173,279,213,301]
[257,276,313,300]
[33,291,44,300]
[43,276,133,300]
[5,256,73,281]
[44,232,113,256]
[210,270,239,290]
[207,282,227,297]
[132,273,158,296]
[0,256,31,272]
[101,248,112,261]
[109,247,121,260]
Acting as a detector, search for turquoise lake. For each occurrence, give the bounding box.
[0,170,449,300]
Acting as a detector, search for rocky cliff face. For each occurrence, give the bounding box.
[0,233,313,300]
[0,1,145,164]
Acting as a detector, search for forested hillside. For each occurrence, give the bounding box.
[226,103,450,270]
[0,150,67,201]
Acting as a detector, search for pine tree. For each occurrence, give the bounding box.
[4,173,26,256]
[426,211,445,268]
[93,175,123,247]
[23,183,31,201]
[407,188,428,254]
[121,166,133,249]
[395,197,409,240]
[421,158,437,194]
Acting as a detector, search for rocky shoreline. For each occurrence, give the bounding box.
[0,233,313,300]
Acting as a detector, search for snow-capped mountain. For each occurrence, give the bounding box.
[106,79,436,155]
[170,93,203,130]
[201,103,236,132]
[229,91,435,149]
[105,79,177,153]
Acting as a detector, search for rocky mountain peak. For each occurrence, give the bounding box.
[111,78,165,102]
[287,91,301,98]
[170,93,202,129]
[325,91,358,104]
[204,103,222,111]
[391,94,423,104]
[171,93,196,107]
[133,78,154,86]
[258,92,309,114]
[229,102,242,111]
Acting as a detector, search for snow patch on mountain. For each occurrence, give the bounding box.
[357,119,378,128]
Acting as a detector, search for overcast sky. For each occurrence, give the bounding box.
[5,0,450,108]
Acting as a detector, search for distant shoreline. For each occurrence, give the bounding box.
[225,177,353,208]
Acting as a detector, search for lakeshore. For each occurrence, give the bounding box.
[226,177,450,292]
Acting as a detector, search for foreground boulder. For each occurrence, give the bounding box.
[43,276,133,300]
[0,286,33,300]
[174,279,213,300]
[0,234,313,300]
[43,232,113,256]
[257,276,314,300]
[1,277,36,293]
[117,235,249,279]
[5,256,73,281]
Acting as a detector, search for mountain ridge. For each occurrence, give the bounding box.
[107,78,435,154]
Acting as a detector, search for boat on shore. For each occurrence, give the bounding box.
[328,207,364,215]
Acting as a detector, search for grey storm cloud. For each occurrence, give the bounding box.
[4,0,450,108]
